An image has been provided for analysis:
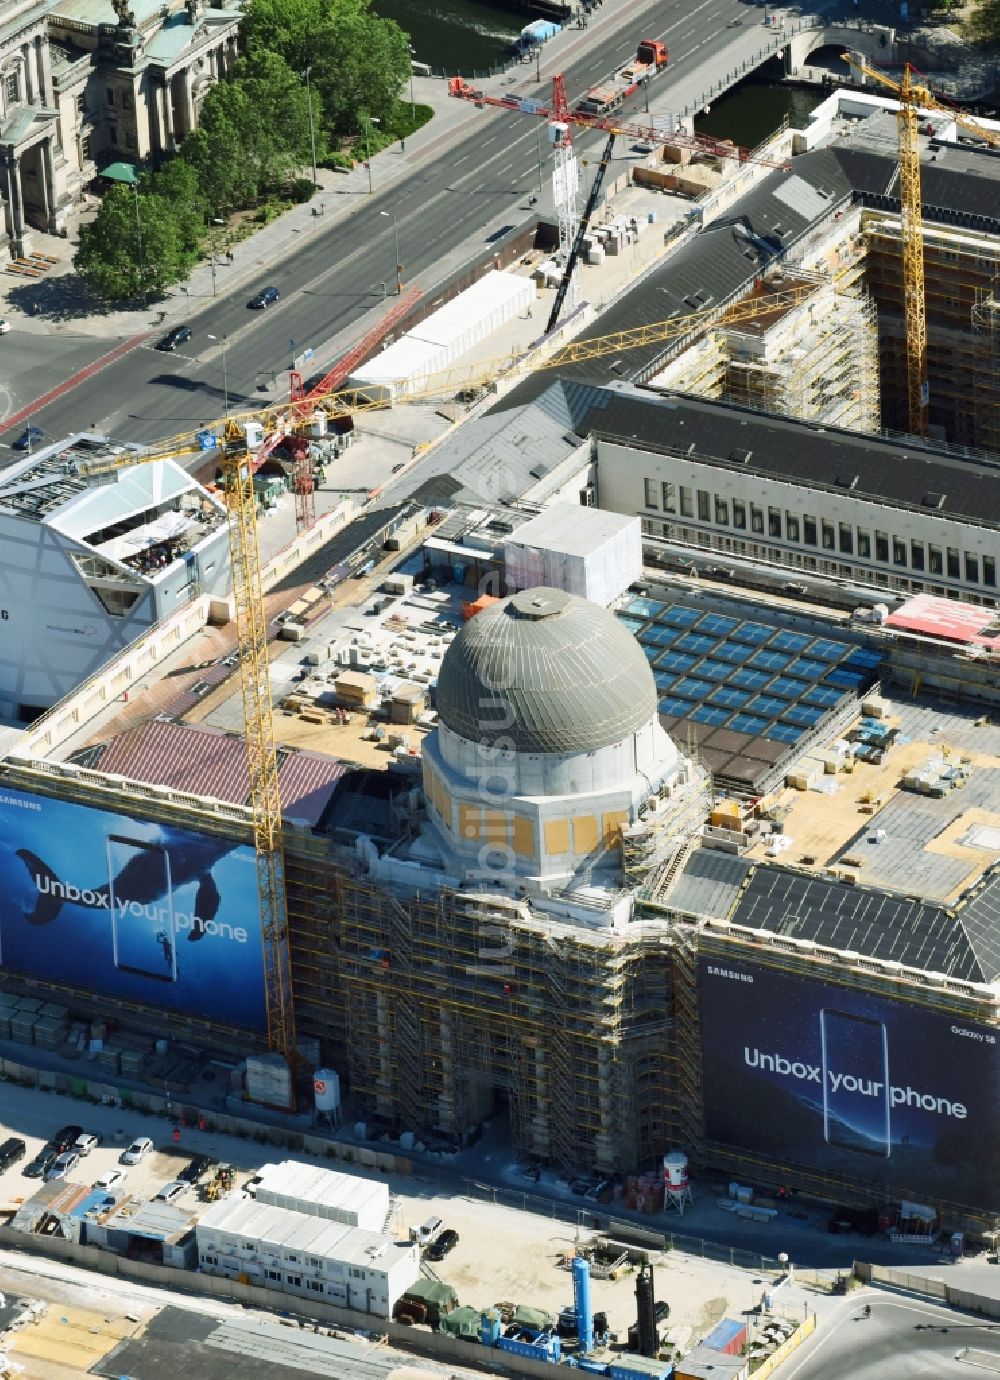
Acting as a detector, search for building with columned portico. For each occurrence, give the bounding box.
[0,0,240,256]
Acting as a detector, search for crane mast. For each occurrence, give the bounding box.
[899,65,929,438]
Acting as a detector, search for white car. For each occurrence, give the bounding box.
[0,320,10,335]
[154,1180,187,1204]
[74,1132,101,1156]
[46,1150,80,1181]
[95,1167,127,1193]
[120,1136,154,1165]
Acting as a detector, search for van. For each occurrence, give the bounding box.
[410,1215,443,1244]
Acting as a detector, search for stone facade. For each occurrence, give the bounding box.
[0,0,239,256]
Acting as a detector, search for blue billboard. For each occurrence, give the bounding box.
[0,786,266,1031]
[699,956,1000,1212]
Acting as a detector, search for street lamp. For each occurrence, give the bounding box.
[379,209,402,294]
[535,122,543,192]
[408,44,416,121]
[209,216,224,298]
[207,332,230,417]
[131,183,146,305]
[303,65,318,188]
[364,115,380,195]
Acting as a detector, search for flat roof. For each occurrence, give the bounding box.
[886,593,1000,650]
[254,1159,388,1215]
[197,1196,411,1269]
[505,504,638,558]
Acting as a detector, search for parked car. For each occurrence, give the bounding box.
[248,285,279,309]
[46,1150,80,1181]
[178,1153,216,1185]
[23,1148,56,1178]
[74,1132,102,1156]
[155,324,192,352]
[425,1228,459,1261]
[0,319,11,335]
[12,425,44,451]
[0,1137,26,1171]
[51,1124,84,1153]
[121,1137,154,1165]
[95,1168,127,1193]
[154,1180,187,1204]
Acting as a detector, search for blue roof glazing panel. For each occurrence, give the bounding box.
[710,643,751,665]
[659,696,692,717]
[659,605,701,628]
[729,667,771,691]
[801,684,844,708]
[748,648,790,673]
[675,633,718,656]
[618,615,645,635]
[782,703,824,728]
[764,722,804,744]
[639,626,677,647]
[810,638,851,661]
[672,677,714,701]
[728,713,769,735]
[626,597,666,619]
[844,647,883,670]
[642,644,659,662]
[768,675,810,701]
[655,650,697,673]
[746,695,789,719]
[708,685,749,709]
[654,671,676,692]
[690,704,730,727]
[697,612,740,636]
[732,621,773,645]
[786,657,827,680]
[770,629,813,653]
[824,667,869,690]
[695,659,733,683]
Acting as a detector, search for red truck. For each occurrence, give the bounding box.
[576,38,669,116]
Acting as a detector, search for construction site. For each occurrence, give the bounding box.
[0,59,998,1245]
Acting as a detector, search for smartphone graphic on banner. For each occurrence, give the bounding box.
[820,1009,890,1158]
[107,835,176,982]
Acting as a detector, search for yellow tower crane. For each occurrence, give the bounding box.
[842,53,1000,438]
[67,273,824,1068]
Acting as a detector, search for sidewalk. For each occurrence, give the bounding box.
[0,0,658,345]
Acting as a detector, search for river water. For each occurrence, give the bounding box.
[376,0,827,143]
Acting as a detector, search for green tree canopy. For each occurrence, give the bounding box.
[241,0,409,136]
[181,49,323,212]
[75,183,199,300]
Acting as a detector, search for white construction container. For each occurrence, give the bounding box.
[503,506,642,607]
[253,1159,389,1231]
[348,271,533,399]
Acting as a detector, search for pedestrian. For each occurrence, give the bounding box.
[400,137,406,152]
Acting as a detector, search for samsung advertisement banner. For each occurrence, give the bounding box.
[699,957,1000,1211]
[0,787,266,1031]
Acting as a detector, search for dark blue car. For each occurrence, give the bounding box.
[12,425,43,451]
[248,286,279,309]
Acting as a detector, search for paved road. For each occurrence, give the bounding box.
[8,0,779,450]
[783,1293,1000,1380]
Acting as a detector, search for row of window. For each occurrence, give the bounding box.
[200,1255,386,1301]
[641,480,997,587]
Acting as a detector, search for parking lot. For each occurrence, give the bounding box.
[0,1079,797,1353]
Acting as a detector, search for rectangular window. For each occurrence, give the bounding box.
[965,553,979,583]
[76,92,85,114]
[876,531,889,562]
[785,513,800,542]
[266,1268,281,1281]
[839,523,853,555]
[768,507,782,539]
[6,73,20,105]
[984,555,996,587]
[732,499,746,530]
[910,540,925,572]
[106,86,115,106]
[947,547,961,579]
[661,481,676,513]
[125,129,136,149]
[929,544,943,575]
[803,516,817,546]
[287,1275,301,1288]
[308,1280,323,1292]
[109,123,118,145]
[893,537,907,566]
[122,89,132,109]
[750,504,764,534]
[822,521,835,551]
[714,495,729,525]
[679,485,693,518]
[697,489,711,521]
[857,529,871,559]
[643,478,658,508]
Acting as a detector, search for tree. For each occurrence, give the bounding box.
[180,50,323,212]
[144,158,206,254]
[241,0,408,137]
[75,183,199,301]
